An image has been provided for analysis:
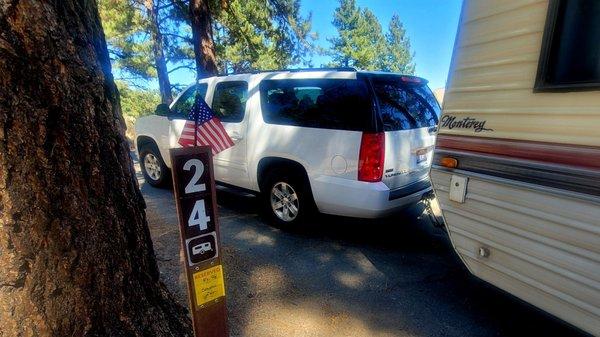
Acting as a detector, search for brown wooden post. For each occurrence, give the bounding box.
[170,146,228,337]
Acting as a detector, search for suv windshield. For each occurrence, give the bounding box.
[370,76,440,131]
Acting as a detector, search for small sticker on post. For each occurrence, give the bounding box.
[193,264,226,307]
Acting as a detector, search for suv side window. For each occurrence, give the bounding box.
[211,81,248,123]
[170,84,208,118]
[259,79,374,131]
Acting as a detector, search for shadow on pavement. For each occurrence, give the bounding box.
[212,187,588,337]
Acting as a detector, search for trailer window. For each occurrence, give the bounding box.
[535,0,600,91]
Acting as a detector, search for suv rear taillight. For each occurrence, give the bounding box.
[358,132,385,182]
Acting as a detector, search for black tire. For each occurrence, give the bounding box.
[139,143,170,188]
[261,167,315,229]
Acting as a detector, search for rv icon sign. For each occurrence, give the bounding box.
[186,232,218,265]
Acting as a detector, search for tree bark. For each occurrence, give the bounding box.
[190,0,218,79]
[0,0,192,336]
[145,0,173,103]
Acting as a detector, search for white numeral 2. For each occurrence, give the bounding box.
[188,199,211,231]
[183,158,206,194]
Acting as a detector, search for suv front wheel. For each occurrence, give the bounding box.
[139,144,170,187]
[263,169,314,228]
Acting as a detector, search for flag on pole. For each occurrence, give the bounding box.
[178,94,235,154]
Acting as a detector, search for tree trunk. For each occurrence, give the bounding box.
[0,1,192,336]
[145,0,173,103]
[190,0,218,79]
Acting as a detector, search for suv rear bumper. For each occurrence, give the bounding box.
[310,176,432,218]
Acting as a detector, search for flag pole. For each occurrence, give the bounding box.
[194,93,198,147]
[194,115,198,147]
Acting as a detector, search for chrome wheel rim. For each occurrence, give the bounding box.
[270,182,299,222]
[143,153,161,181]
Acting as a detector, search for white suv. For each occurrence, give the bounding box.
[135,68,440,226]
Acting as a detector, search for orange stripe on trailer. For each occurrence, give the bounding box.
[436,135,600,171]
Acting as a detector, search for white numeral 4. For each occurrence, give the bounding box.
[188,199,211,231]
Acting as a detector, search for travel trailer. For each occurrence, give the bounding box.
[430,0,599,335]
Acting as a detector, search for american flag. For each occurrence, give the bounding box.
[178,94,234,154]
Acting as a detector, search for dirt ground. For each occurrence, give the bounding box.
[133,154,588,337]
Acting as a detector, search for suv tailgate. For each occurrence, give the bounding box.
[383,127,436,190]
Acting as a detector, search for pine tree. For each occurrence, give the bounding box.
[145,0,174,103]
[99,0,184,103]
[381,14,416,74]
[355,9,386,70]
[328,0,362,68]
[0,0,192,335]
[329,0,415,73]
[215,0,316,73]
[100,0,316,86]
[99,0,155,80]
[190,0,218,78]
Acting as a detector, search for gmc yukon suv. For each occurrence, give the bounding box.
[135,68,440,226]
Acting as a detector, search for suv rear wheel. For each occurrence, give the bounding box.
[139,144,170,187]
[262,169,314,228]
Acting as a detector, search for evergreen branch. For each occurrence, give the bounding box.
[222,4,259,59]
[161,33,192,43]
[167,64,195,74]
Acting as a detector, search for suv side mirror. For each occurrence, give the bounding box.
[154,103,171,117]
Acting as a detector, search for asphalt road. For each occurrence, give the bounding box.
[133,155,588,337]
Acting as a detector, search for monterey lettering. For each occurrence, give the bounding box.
[440,115,493,132]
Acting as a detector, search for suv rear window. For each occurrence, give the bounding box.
[371,77,440,131]
[260,79,375,131]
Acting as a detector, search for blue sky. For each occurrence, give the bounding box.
[167,0,463,90]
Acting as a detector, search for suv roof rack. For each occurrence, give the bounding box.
[288,67,357,72]
[219,67,357,76]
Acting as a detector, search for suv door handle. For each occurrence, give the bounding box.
[230,132,243,141]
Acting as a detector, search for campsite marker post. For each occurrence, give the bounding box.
[170,146,228,337]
